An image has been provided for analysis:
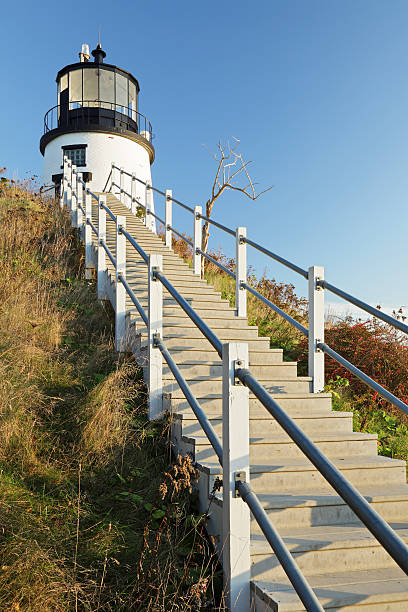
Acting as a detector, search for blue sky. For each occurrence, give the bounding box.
[1,0,407,310]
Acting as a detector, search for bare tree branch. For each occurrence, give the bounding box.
[201,140,273,274]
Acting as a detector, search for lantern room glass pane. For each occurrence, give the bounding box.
[129,81,137,119]
[60,73,68,91]
[116,73,128,110]
[99,68,114,109]
[83,68,98,105]
[69,69,83,107]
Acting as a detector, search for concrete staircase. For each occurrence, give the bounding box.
[92,192,408,610]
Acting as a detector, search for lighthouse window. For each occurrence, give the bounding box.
[60,73,68,92]
[83,68,98,104]
[116,73,128,110]
[69,69,83,106]
[99,69,114,108]
[62,146,86,167]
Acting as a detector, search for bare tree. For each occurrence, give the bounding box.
[201,139,272,274]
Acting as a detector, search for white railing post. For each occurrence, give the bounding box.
[131,172,137,215]
[97,196,108,300]
[236,227,247,318]
[193,205,202,276]
[71,164,77,226]
[222,342,251,611]
[66,160,72,212]
[115,215,127,352]
[84,188,93,279]
[148,254,163,419]
[119,167,124,205]
[165,189,173,248]
[61,156,68,209]
[145,179,155,233]
[76,172,83,231]
[308,265,325,393]
[112,162,118,196]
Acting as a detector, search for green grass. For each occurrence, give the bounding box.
[0,185,222,611]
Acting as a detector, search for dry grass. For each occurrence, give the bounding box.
[0,180,223,611]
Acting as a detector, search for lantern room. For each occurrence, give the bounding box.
[40,43,155,195]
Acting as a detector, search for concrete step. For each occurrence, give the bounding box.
[145,335,271,352]
[163,348,284,365]
[193,454,406,493]
[161,316,252,329]
[168,393,333,412]
[162,361,298,379]
[165,376,312,396]
[128,296,232,310]
[174,409,353,436]
[181,432,378,462]
[250,524,408,581]
[161,326,259,339]
[251,485,408,530]
[251,567,408,611]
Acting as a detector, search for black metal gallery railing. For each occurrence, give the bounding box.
[43,101,153,141]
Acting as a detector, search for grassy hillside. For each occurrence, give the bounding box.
[0,179,221,611]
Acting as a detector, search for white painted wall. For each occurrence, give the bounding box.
[42,132,155,214]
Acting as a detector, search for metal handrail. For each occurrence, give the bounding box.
[63,163,408,608]
[118,273,148,326]
[318,280,408,336]
[154,335,223,463]
[99,200,116,222]
[87,218,98,235]
[168,226,194,247]
[100,240,116,267]
[242,236,308,279]
[198,213,236,237]
[111,182,147,210]
[154,270,223,356]
[242,282,308,336]
[120,227,149,263]
[235,366,408,575]
[236,480,324,612]
[318,342,408,415]
[103,168,112,193]
[198,249,236,279]
[112,165,167,197]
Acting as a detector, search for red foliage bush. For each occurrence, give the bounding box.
[292,319,408,414]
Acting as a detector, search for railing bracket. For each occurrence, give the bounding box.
[234,359,246,385]
[234,471,247,497]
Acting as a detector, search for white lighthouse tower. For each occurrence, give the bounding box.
[40,43,155,207]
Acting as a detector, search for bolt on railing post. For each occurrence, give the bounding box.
[165,189,173,248]
[131,172,137,215]
[84,188,93,280]
[236,227,247,318]
[76,172,83,231]
[97,196,108,300]
[145,179,155,233]
[308,265,325,393]
[148,254,163,419]
[115,215,127,352]
[120,167,124,205]
[71,164,77,226]
[222,342,251,611]
[193,205,202,276]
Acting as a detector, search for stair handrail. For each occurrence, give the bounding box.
[63,158,408,609]
[109,162,408,331]
[107,162,408,414]
[150,245,408,582]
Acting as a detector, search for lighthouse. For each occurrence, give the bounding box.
[40,43,155,207]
